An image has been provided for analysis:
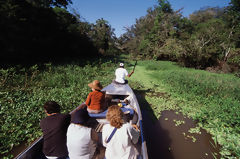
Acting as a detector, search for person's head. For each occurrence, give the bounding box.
[88,80,103,91]
[106,105,124,128]
[119,63,124,68]
[71,108,90,126]
[43,101,61,114]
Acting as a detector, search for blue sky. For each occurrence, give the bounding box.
[68,0,231,37]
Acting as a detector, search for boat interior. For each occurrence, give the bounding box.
[16,92,142,159]
[68,93,141,159]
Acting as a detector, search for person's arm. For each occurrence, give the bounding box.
[132,124,140,131]
[102,125,108,147]
[85,92,92,106]
[128,124,140,144]
[91,129,99,142]
[127,71,134,77]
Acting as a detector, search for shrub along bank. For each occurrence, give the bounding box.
[130,60,240,159]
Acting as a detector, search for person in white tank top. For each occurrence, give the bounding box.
[67,108,98,159]
[115,63,134,84]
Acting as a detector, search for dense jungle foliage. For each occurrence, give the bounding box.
[0,0,119,65]
[119,0,240,75]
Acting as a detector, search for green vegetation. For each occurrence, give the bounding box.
[120,0,240,74]
[0,61,115,158]
[1,59,239,159]
[130,60,240,159]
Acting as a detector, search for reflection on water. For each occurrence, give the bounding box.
[142,110,221,159]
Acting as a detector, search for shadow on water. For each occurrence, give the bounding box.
[134,89,221,159]
[135,89,174,159]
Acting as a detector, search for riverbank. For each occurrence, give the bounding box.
[129,60,240,159]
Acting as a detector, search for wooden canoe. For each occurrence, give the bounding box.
[15,83,148,159]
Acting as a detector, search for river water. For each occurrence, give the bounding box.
[136,91,221,159]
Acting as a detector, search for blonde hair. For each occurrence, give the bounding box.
[106,105,124,128]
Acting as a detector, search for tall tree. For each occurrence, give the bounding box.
[26,0,72,8]
[89,18,116,54]
[157,0,173,14]
[189,7,225,24]
[0,0,101,64]
[223,0,240,68]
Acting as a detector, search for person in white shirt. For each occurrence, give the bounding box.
[115,63,134,84]
[102,105,140,159]
[67,108,98,159]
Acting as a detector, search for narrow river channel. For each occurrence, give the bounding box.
[136,91,221,159]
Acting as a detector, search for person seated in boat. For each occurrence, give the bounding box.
[85,80,105,114]
[40,101,71,159]
[67,108,98,159]
[102,105,140,159]
[114,62,134,84]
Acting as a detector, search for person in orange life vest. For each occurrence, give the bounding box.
[85,80,105,114]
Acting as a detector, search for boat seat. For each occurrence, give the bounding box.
[89,107,134,118]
